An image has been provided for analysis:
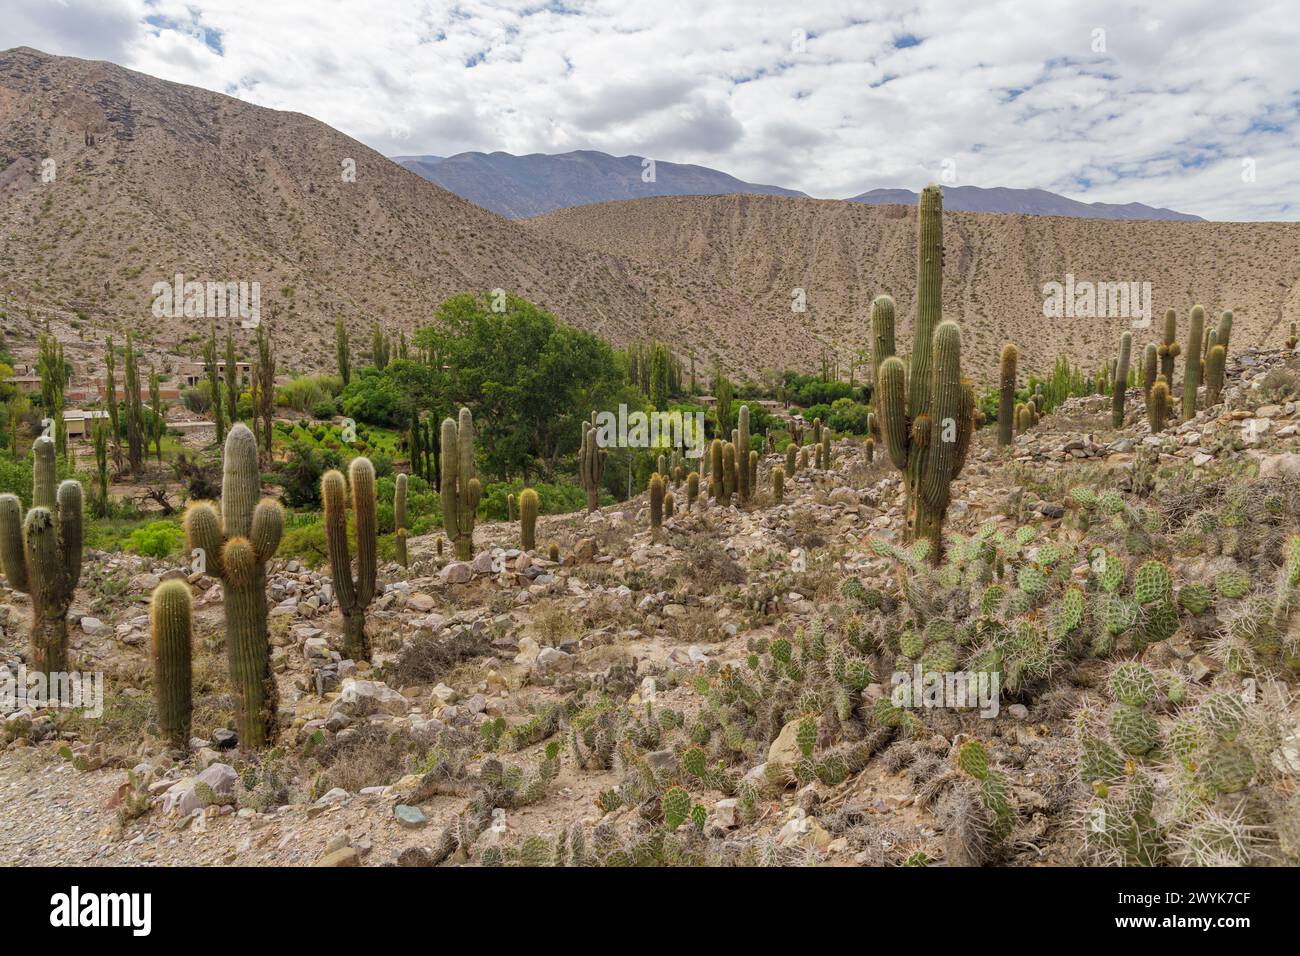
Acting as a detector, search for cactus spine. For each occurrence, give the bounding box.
[322,457,378,662]
[150,579,193,749]
[1183,305,1205,419]
[519,487,539,551]
[0,436,83,678]
[578,412,606,513]
[874,186,973,565]
[1112,332,1132,428]
[440,407,481,560]
[998,343,1016,446]
[394,473,409,568]
[183,424,283,748]
[649,474,664,528]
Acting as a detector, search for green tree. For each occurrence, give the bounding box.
[336,318,351,386]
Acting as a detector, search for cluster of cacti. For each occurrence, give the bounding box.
[184,424,283,748]
[1158,308,1180,384]
[394,473,409,567]
[997,343,1016,445]
[1203,309,1232,407]
[519,487,539,550]
[578,411,606,513]
[322,457,378,661]
[0,436,84,677]
[1111,332,1131,428]
[1014,401,1038,434]
[440,407,481,559]
[150,579,193,749]
[872,187,974,564]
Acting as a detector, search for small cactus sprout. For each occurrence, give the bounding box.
[1148,376,1171,433]
[322,457,378,662]
[772,465,784,502]
[1183,304,1205,419]
[519,487,539,551]
[1286,322,1297,350]
[578,411,607,513]
[440,407,481,559]
[394,473,409,568]
[507,492,517,523]
[1112,332,1131,428]
[150,579,193,749]
[548,542,560,562]
[662,786,691,829]
[998,343,1017,446]
[686,471,699,510]
[649,473,665,528]
[184,424,283,748]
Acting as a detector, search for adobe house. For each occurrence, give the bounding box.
[62,409,111,440]
[178,360,252,388]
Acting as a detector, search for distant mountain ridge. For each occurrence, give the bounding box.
[848,185,1203,222]
[393,150,807,218]
[394,150,1203,222]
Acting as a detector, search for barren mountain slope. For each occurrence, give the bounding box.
[528,194,1300,382]
[0,48,704,372]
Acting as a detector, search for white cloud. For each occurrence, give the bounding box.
[3,0,1298,219]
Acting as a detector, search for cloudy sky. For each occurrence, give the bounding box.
[4,0,1298,220]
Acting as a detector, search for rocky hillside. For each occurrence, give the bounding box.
[848,185,1201,222]
[3,342,1298,867]
[528,195,1300,382]
[0,48,707,374]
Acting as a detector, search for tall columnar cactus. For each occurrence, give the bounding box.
[440,407,481,560]
[998,343,1016,446]
[820,430,831,469]
[1204,344,1226,407]
[519,487,539,551]
[1183,304,1205,419]
[0,436,83,677]
[663,490,675,517]
[1142,343,1158,402]
[874,187,973,565]
[1112,332,1132,428]
[150,579,193,749]
[322,457,377,662]
[785,442,796,476]
[1148,377,1171,434]
[722,443,737,502]
[1159,308,1180,384]
[1216,310,1232,352]
[772,465,784,502]
[709,440,724,499]
[648,474,664,528]
[736,405,751,501]
[578,412,606,513]
[394,472,409,568]
[686,471,699,511]
[749,449,758,492]
[184,424,283,748]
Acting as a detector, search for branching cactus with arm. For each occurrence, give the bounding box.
[323,457,377,662]
[183,424,283,749]
[440,407,481,560]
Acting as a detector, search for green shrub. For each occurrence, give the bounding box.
[125,520,184,558]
